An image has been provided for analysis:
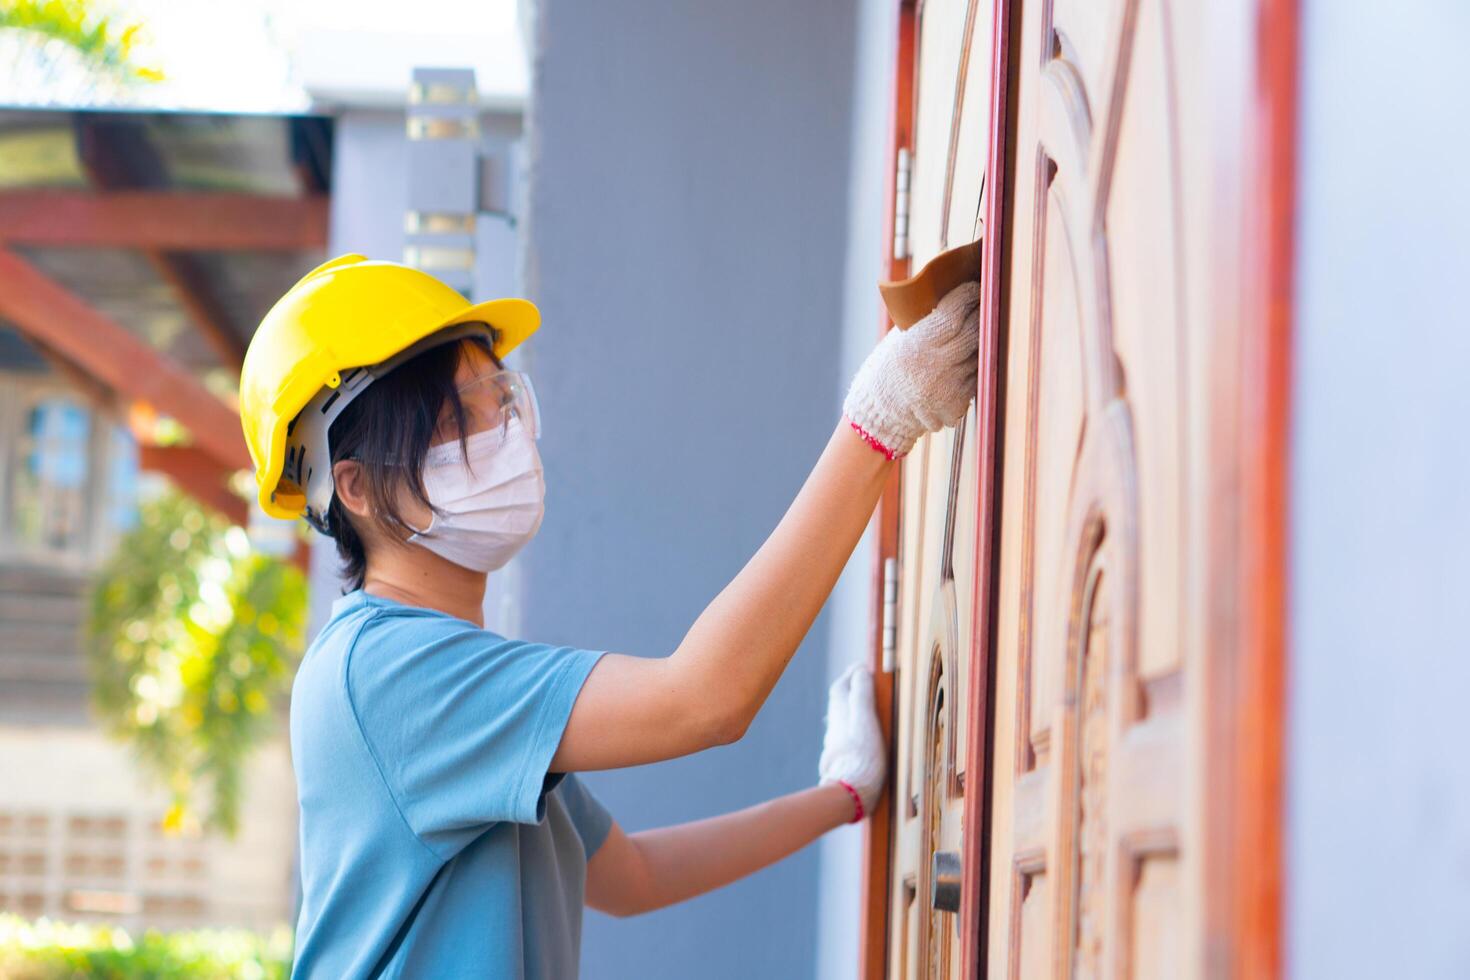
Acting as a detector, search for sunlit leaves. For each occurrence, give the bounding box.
[0,0,164,81]
[87,490,305,836]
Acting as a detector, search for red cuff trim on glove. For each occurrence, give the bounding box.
[836,779,865,824]
[846,417,903,461]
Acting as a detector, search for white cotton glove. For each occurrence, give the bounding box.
[818,663,887,821]
[843,280,981,459]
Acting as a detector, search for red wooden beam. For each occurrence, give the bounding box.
[24,334,117,411]
[137,445,310,573]
[0,191,328,251]
[139,445,249,526]
[66,122,272,372]
[147,253,247,371]
[0,248,251,471]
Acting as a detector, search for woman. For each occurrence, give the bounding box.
[238,253,979,978]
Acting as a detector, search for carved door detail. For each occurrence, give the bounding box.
[872,0,1284,973]
[888,415,975,980]
[982,0,1213,975]
[884,1,993,977]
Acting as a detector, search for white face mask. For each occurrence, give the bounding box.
[406,417,545,573]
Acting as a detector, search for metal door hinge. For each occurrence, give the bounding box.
[892,147,912,262]
[881,556,899,673]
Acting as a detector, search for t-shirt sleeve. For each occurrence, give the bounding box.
[557,773,615,859]
[345,613,605,857]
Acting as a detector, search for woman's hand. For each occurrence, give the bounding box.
[843,280,981,459]
[818,663,887,819]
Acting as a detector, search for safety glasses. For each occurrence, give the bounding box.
[432,368,541,446]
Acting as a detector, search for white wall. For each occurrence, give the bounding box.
[1288,2,1470,976]
[0,727,296,931]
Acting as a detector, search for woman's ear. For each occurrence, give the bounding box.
[332,459,372,520]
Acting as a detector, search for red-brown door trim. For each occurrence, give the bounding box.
[860,4,916,979]
[1234,0,1297,975]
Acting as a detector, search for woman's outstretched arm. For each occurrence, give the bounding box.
[551,419,889,771]
[585,782,854,917]
[551,284,979,772]
[586,665,887,916]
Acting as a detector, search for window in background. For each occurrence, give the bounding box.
[104,425,140,543]
[10,395,93,558]
[0,375,140,568]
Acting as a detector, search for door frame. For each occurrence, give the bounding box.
[860,0,1005,973]
[858,3,915,977]
[1229,0,1297,974]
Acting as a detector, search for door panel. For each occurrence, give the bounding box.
[983,0,1207,975]
[889,419,975,980]
[1022,188,1086,773]
[945,2,996,252]
[1104,0,1183,683]
[909,0,969,261]
[884,1,991,977]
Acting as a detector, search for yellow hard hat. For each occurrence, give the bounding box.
[240,253,539,522]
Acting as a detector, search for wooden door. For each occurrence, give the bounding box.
[868,0,1292,976]
[979,0,1278,976]
[882,1,994,977]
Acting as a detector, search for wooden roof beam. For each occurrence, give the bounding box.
[138,444,248,526]
[0,190,329,251]
[20,333,117,411]
[70,121,254,371]
[138,445,310,573]
[0,247,251,471]
[146,252,248,371]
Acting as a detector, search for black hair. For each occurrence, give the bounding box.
[320,328,499,592]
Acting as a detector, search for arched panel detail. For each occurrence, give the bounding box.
[1014,151,1088,776]
[1049,399,1143,977]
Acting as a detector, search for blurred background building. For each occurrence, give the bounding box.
[0,108,322,930]
[0,2,877,970]
[0,0,529,942]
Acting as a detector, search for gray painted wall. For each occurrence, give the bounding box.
[1288,1,1470,976]
[309,106,525,632]
[521,2,862,977]
[816,0,898,975]
[308,109,410,632]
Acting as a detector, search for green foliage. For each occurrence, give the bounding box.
[87,490,306,836]
[0,0,163,81]
[0,915,291,979]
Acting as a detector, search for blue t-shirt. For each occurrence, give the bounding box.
[289,589,611,979]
